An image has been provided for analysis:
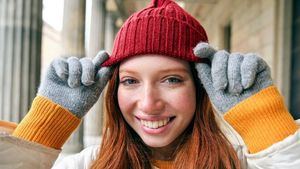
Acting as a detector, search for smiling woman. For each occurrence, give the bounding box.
[1,0,300,169]
[92,55,240,168]
[118,56,196,151]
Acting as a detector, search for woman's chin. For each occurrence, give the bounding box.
[142,139,172,148]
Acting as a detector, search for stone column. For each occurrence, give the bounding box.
[61,0,86,57]
[274,0,293,106]
[0,0,42,123]
[61,0,86,153]
[105,11,117,53]
[84,0,107,147]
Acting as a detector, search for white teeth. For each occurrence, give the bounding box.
[158,120,163,127]
[141,118,171,129]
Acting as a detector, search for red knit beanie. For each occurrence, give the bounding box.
[102,0,208,66]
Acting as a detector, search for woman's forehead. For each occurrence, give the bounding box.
[119,54,190,72]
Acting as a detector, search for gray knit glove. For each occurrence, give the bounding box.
[193,43,273,114]
[38,51,112,118]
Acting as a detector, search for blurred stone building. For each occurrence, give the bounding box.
[0,0,299,154]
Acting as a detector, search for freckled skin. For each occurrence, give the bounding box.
[118,55,196,150]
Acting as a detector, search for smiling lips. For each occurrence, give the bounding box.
[139,117,173,129]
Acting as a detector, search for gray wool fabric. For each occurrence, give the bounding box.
[193,42,273,114]
[38,51,113,118]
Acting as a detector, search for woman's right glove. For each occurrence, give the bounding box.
[38,51,112,118]
[12,51,113,149]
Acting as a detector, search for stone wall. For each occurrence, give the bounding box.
[198,0,276,72]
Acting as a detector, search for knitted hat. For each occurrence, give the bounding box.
[102,0,208,66]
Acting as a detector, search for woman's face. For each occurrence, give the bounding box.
[118,55,196,148]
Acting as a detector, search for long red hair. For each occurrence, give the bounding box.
[91,63,240,169]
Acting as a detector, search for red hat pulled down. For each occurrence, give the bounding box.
[102,0,208,66]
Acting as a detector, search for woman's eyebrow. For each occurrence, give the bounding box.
[159,68,189,74]
[119,69,139,75]
[119,68,189,74]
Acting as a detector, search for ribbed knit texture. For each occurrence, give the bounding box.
[224,86,298,153]
[12,96,81,149]
[102,0,208,66]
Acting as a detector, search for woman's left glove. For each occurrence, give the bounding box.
[193,42,273,114]
[193,43,298,154]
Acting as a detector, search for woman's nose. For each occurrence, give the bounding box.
[138,86,164,114]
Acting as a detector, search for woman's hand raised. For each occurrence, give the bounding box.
[193,42,273,114]
[38,51,113,118]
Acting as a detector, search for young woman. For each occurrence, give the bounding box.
[0,0,299,169]
[91,54,240,169]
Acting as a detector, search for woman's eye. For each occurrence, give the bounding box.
[164,77,183,84]
[120,78,138,86]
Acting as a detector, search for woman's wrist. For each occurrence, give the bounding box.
[12,96,81,149]
[224,86,298,153]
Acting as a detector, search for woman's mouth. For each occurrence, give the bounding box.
[137,116,176,134]
[140,118,170,129]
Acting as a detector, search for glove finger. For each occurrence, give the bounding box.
[212,50,229,90]
[67,57,82,88]
[256,55,269,73]
[93,50,109,68]
[241,53,259,89]
[80,58,95,86]
[255,56,273,89]
[96,67,113,89]
[195,63,214,95]
[52,58,68,80]
[193,42,217,60]
[255,66,273,89]
[227,53,244,95]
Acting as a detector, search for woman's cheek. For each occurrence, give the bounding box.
[118,89,136,116]
[117,89,127,113]
[167,87,196,112]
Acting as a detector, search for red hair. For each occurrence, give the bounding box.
[91,63,240,169]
